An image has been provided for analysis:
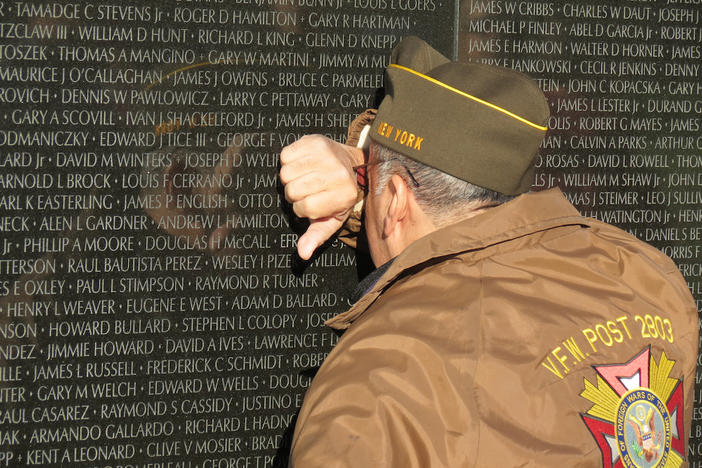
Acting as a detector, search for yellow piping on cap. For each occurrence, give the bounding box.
[389,64,548,132]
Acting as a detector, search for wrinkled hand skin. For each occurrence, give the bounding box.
[280,135,364,260]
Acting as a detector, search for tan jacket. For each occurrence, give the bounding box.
[290,189,697,467]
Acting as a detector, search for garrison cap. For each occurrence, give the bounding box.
[369,36,550,195]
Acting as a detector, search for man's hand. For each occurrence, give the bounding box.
[280,135,364,260]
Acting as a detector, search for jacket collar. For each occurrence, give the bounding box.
[326,188,587,329]
[349,258,396,304]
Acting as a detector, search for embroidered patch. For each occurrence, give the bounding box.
[580,346,685,468]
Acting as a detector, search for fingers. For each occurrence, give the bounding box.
[284,170,357,207]
[280,147,340,188]
[291,191,355,221]
[297,218,345,260]
[279,153,317,187]
[280,135,363,186]
[280,134,326,165]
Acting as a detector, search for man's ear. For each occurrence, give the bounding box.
[382,174,410,238]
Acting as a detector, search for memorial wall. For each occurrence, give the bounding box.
[0,1,454,467]
[0,0,700,467]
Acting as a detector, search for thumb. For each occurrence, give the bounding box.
[297,217,344,260]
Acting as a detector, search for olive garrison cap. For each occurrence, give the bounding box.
[369,36,550,195]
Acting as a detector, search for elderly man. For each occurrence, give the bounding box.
[279,37,697,467]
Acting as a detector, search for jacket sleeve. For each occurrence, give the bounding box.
[288,320,470,468]
[337,109,377,250]
[289,370,443,467]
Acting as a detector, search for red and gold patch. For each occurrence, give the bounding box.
[580,347,685,468]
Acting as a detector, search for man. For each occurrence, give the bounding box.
[279,37,697,467]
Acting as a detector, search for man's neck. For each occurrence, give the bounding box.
[431,201,499,230]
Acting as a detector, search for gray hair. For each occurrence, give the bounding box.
[371,142,515,225]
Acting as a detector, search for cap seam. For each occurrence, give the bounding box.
[389,63,548,132]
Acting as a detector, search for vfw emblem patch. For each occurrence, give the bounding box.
[580,347,685,468]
